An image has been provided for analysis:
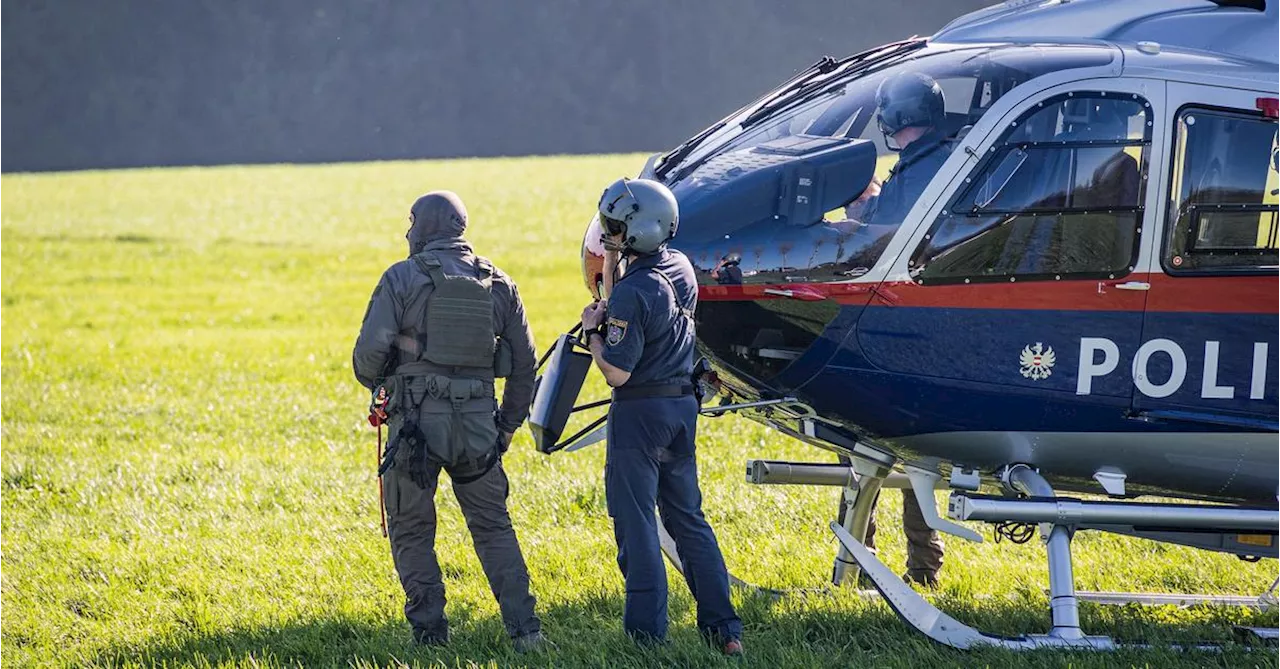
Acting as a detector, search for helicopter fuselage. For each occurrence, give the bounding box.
[583,38,1279,505]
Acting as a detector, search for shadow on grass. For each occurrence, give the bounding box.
[88,587,1276,669]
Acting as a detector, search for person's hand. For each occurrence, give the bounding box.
[498,431,514,454]
[603,240,622,260]
[581,300,607,332]
[853,177,882,204]
[602,242,621,296]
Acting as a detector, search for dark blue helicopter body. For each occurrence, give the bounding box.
[581,19,1279,505]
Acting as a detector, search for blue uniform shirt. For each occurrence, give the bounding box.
[601,248,698,388]
[863,129,953,227]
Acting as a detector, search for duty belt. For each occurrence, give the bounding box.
[422,374,493,406]
[613,384,695,402]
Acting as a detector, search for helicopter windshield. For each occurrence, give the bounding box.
[663,43,1115,285]
[666,44,1114,188]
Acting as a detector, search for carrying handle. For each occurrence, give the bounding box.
[536,322,583,371]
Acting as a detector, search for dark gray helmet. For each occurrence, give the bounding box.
[875,72,945,141]
[597,178,679,254]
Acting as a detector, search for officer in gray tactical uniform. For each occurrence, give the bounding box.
[353,191,546,652]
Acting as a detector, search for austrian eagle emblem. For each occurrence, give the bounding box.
[1019,343,1055,380]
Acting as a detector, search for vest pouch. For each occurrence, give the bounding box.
[493,337,513,379]
[406,374,499,474]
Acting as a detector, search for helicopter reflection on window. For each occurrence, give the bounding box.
[911,93,1152,283]
[1164,107,1279,273]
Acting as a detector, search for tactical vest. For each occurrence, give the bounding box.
[383,251,505,482]
[412,252,497,378]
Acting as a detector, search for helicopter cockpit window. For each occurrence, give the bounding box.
[668,45,1116,286]
[1164,107,1279,273]
[911,93,1151,283]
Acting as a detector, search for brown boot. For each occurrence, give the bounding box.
[903,570,939,588]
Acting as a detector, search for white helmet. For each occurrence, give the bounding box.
[597,178,679,254]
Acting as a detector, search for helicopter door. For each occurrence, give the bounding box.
[1134,83,1279,426]
[857,89,1157,408]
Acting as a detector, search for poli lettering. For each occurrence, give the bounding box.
[1076,338,1271,400]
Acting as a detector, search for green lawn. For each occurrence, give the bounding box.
[2,156,1275,668]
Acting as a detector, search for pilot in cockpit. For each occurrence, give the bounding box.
[832,72,954,236]
[834,71,951,587]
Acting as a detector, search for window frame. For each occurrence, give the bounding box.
[908,90,1153,285]
[1161,103,1280,276]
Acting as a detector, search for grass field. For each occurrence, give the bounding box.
[2,155,1276,668]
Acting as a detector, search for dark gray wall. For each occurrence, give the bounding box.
[2,0,990,172]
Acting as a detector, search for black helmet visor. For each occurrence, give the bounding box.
[600,214,627,237]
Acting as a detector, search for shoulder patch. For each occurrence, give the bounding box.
[605,317,628,346]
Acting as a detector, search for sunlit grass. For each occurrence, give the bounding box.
[2,156,1276,668]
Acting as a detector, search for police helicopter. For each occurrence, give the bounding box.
[530,0,1279,650]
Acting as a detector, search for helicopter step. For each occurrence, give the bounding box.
[744,459,939,489]
[950,470,1279,562]
[745,457,958,585]
[950,493,1279,535]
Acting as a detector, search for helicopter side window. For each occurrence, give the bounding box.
[910,93,1151,284]
[1163,107,1279,274]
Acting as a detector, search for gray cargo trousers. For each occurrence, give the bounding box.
[382,459,540,640]
[865,490,945,581]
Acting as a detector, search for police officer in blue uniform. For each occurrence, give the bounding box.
[578,178,744,656]
[846,71,954,230]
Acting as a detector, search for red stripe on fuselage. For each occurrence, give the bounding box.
[1145,273,1278,314]
[698,283,874,305]
[697,273,1278,313]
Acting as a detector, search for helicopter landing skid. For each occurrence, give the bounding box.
[1075,570,1280,611]
[829,521,1124,650]
[1075,590,1273,610]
